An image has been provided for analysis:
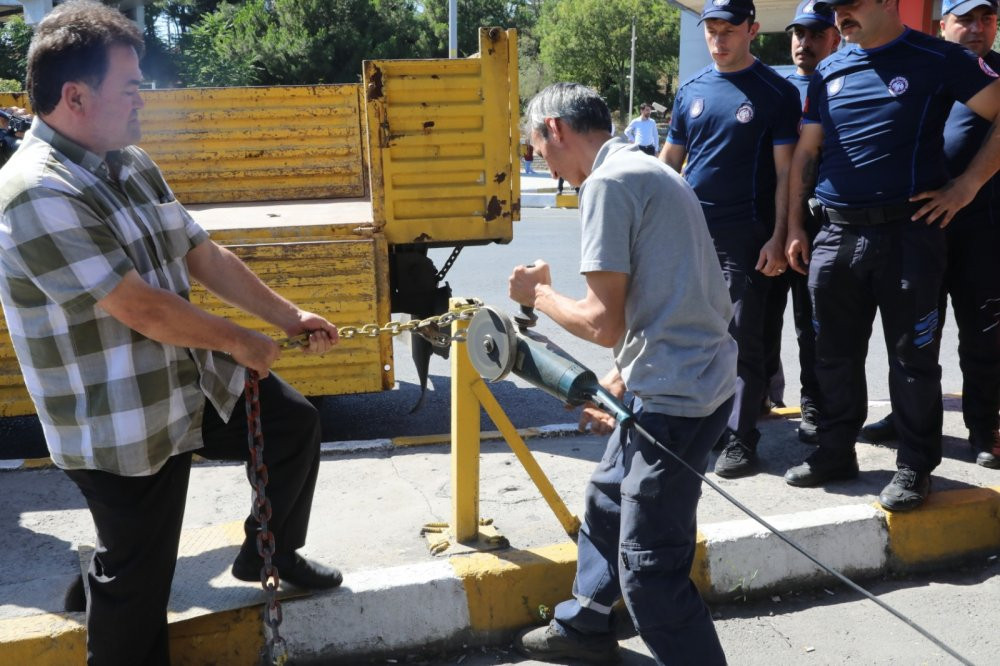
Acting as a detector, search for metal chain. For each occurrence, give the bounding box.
[245,370,288,666]
[243,301,479,663]
[435,246,463,282]
[280,302,481,350]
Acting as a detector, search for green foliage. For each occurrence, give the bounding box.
[255,0,430,84]
[176,0,431,87]
[537,0,679,120]
[177,1,266,86]
[0,16,34,88]
[0,78,22,93]
[751,32,793,67]
[419,0,536,58]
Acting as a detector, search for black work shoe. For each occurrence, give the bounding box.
[970,429,1000,469]
[784,447,859,487]
[878,467,930,512]
[63,574,87,612]
[232,550,343,590]
[798,398,820,444]
[860,413,897,443]
[714,432,760,478]
[515,621,620,663]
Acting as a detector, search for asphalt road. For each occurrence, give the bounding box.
[420,556,1000,665]
[0,206,967,458]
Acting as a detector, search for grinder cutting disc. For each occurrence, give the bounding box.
[466,306,518,381]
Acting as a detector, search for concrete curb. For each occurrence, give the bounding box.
[6,485,998,664]
[0,424,588,472]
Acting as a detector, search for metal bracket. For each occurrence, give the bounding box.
[420,518,509,556]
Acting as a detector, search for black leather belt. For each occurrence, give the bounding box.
[823,201,922,226]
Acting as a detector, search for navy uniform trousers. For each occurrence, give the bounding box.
[553,396,733,665]
[763,208,822,408]
[942,208,1000,434]
[64,373,321,666]
[709,219,771,442]
[809,217,946,472]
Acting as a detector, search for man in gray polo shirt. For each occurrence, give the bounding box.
[508,82,736,664]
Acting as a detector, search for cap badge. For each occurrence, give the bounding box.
[690,97,705,118]
[735,101,755,123]
[887,76,909,97]
[713,0,731,6]
[804,1,816,13]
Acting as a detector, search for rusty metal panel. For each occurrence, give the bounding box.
[190,235,393,397]
[138,85,366,204]
[0,87,367,205]
[364,28,517,246]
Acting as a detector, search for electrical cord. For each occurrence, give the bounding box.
[626,418,974,666]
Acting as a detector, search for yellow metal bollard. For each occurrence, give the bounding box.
[422,298,580,556]
[450,300,481,543]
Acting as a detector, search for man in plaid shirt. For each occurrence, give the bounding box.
[0,2,343,663]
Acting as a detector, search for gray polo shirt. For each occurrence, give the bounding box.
[579,138,736,417]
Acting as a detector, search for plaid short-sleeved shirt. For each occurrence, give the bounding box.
[0,119,245,476]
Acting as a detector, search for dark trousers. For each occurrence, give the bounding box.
[554,397,733,665]
[942,210,1000,432]
[64,373,322,666]
[763,213,820,407]
[809,219,945,472]
[709,220,771,440]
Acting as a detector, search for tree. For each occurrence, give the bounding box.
[419,0,535,58]
[177,1,267,86]
[256,0,430,84]
[177,0,431,87]
[752,32,792,67]
[0,16,34,88]
[537,0,680,121]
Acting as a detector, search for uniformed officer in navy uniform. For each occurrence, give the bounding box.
[763,0,841,443]
[858,0,1000,469]
[784,0,1000,510]
[662,0,802,478]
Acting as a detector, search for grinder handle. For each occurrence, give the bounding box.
[513,263,539,330]
[587,384,635,426]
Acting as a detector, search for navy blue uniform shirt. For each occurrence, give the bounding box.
[943,49,1000,218]
[668,60,801,225]
[786,72,811,108]
[803,28,998,209]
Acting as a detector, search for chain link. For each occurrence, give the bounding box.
[281,303,481,349]
[245,370,288,666]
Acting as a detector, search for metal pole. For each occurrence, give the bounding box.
[628,15,637,119]
[449,0,458,58]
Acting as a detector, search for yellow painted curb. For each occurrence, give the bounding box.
[0,605,262,665]
[0,613,85,665]
[393,427,545,448]
[451,543,577,632]
[690,530,711,595]
[885,485,1000,566]
[170,606,263,665]
[554,193,579,209]
[772,406,802,417]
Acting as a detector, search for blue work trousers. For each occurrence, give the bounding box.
[809,219,945,472]
[554,397,733,665]
[709,220,771,440]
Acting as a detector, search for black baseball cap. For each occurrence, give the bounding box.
[701,0,757,25]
